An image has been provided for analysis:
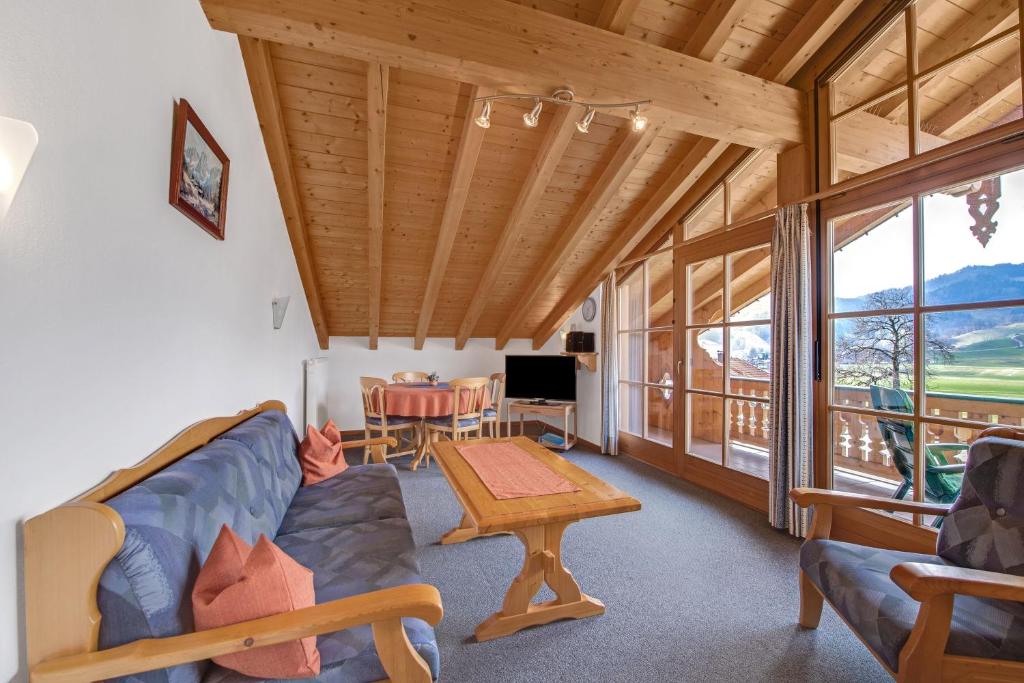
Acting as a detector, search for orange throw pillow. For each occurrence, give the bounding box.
[192,526,321,679]
[298,422,348,486]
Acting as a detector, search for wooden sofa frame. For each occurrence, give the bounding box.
[24,400,443,683]
[790,487,1024,683]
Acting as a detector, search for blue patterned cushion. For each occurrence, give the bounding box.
[365,415,419,427]
[278,464,408,535]
[97,410,302,683]
[482,408,497,419]
[424,415,480,429]
[938,436,1024,575]
[801,539,1024,672]
[204,519,440,683]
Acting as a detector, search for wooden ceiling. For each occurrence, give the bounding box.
[200,0,864,349]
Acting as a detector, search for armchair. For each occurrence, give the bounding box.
[790,428,1024,682]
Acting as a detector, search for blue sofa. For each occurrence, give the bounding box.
[94,409,440,683]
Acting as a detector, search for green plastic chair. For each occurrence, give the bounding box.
[868,385,967,510]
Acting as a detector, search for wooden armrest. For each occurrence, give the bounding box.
[31,584,442,683]
[341,436,397,451]
[891,562,1024,603]
[789,488,951,516]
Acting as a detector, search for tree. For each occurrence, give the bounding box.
[835,288,954,390]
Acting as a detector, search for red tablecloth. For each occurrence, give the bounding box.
[385,382,491,418]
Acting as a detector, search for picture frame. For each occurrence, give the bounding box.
[169,98,230,240]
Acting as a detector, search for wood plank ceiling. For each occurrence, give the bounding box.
[206,0,862,349]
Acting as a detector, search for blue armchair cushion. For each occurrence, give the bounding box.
[204,518,440,683]
[424,415,480,429]
[277,464,408,535]
[938,436,1024,576]
[365,415,419,427]
[482,408,498,419]
[800,539,1024,672]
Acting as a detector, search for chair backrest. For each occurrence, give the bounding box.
[393,371,429,383]
[869,385,916,480]
[360,376,388,421]
[937,432,1024,576]
[488,372,506,414]
[449,377,490,428]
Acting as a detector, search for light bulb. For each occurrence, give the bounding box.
[523,99,542,128]
[576,108,595,134]
[630,106,648,132]
[474,100,492,129]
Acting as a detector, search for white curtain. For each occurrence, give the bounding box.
[769,204,813,536]
[600,273,619,455]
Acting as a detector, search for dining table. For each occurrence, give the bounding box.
[384,382,492,468]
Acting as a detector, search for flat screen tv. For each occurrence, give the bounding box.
[504,355,577,402]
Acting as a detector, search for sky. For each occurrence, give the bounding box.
[832,167,1024,300]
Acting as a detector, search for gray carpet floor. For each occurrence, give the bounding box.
[364,443,889,682]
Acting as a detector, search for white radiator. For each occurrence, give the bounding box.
[304,357,329,428]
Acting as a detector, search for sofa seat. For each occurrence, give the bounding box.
[277,464,408,535]
[205,518,440,683]
[800,539,1024,672]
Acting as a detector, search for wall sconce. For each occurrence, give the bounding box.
[272,296,290,330]
[0,116,39,222]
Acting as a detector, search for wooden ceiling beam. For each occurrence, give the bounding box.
[494,122,664,349]
[237,37,330,349]
[454,107,579,349]
[922,56,1021,138]
[758,0,862,84]
[413,85,493,350]
[200,0,804,149]
[596,0,642,34]
[366,62,388,350]
[685,0,754,62]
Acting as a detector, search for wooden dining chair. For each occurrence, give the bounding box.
[359,377,420,465]
[482,372,506,438]
[416,376,489,470]
[392,371,429,383]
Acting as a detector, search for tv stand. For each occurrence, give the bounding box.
[506,400,577,451]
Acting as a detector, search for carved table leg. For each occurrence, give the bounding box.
[474,521,604,641]
[440,512,511,545]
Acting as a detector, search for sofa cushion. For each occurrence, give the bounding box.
[277,464,408,536]
[98,410,302,683]
[299,423,347,487]
[204,518,440,683]
[938,436,1024,575]
[801,539,1024,672]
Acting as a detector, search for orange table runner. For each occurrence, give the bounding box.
[455,441,581,499]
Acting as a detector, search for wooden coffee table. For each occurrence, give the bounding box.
[430,436,641,641]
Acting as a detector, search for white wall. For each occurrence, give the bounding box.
[327,285,603,445]
[0,1,320,678]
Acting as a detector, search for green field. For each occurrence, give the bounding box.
[927,337,1024,399]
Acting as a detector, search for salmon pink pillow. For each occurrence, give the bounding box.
[192,526,320,679]
[298,422,347,486]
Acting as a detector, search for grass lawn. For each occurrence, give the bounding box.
[928,339,1024,399]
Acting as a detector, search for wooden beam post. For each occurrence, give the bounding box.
[237,37,330,349]
[414,85,493,350]
[200,0,805,149]
[685,0,753,62]
[367,62,388,349]
[454,107,579,349]
[595,0,641,34]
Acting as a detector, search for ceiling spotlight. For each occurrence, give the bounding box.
[474,100,492,129]
[576,108,596,134]
[630,105,648,132]
[523,99,542,128]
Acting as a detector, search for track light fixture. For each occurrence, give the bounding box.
[474,100,492,129]
[472,88,651,134]
[523,99,543,128]
[576,107,596,134]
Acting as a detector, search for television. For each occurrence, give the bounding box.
[504,355,577,403]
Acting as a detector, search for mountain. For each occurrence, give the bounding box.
[835,262,1024,339]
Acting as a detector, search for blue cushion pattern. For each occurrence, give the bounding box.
[277,464,408,535]
[938,436,1024,575]
[424,415,480,428]
[98,410,302,683]
[482,408,497,419]
[365,415,419,427]
[800,539,1024,672]
[204,519,440,683]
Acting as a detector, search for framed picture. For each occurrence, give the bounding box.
[169,98,230,240]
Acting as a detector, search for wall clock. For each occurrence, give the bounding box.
[582,296,597,322]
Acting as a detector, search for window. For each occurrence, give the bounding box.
[826,166,1024,524]
[825,0,1023,184]
[683,149,778,241]
[617,245,674,446]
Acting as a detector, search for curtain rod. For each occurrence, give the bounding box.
[614,120,1024,273]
